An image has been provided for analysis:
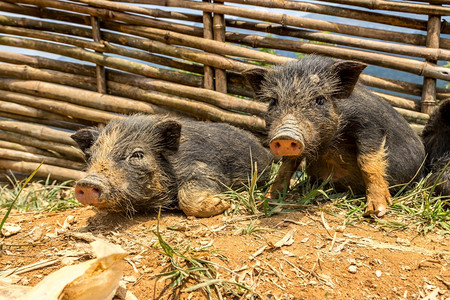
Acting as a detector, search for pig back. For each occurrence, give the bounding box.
[338,86,425,186]
[169,120,274,188]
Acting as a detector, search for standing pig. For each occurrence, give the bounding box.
[71,115,273,217]
[243,55,425,217]
[422,99,450,195]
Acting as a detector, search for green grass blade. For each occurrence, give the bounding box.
[0,163,42,233]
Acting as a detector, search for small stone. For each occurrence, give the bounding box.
[66,215,76,224]
[347,258,357,265]
[348,265,358,274]
[30,226,44,242]
[123,275,137,283]
[21,277,30,285]
[375,270,382,277]
[336,226,346,233]
[396,237,411,246]
[1,223,21,237]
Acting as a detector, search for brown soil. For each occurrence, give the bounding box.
[1,205,449,299]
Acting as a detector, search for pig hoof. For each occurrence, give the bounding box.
[364,203,387,218]
[179,192,230,218]
[267,186,284,199]
[376,205,387,217]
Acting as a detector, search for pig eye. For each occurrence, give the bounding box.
[315,96,326,106]
[129,150,144,160]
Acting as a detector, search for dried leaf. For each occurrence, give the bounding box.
[422,288,440,300]
[0,239,127,300]
[269,229,295,248]
[281,250,296,257]
[249,245,267,260]
[320,212,331,231]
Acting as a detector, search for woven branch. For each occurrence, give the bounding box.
[0,140,59,158]
[0,89,117,124]
[0,159,86,181]
[0,120,77,146]
[0,111,84,131]
[0,78,170,116]
[0,130,83,160]
[314,0,450,16]
[1,7,448,97]
[99,0,443,46]
[0,147,86,170]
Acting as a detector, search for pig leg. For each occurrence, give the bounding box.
[357,141,392,217]
[178,180,230,217]
[268,157,301,199]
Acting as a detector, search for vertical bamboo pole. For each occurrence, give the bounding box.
[421,10,441,114]
[203,0,214,90]
[91,16,106,94]
[213,0,227,94]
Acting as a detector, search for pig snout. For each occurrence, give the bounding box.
[269,115,305,156]
[270,138,304,156]
[75,176,103,205]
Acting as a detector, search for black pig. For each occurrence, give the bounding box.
[422,99,450,195]
[71,115,273,217]
[243,55,425,217]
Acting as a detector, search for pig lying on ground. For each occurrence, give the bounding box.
[71,115,273,217]
[422,99,450,196]
[243,55,425,217]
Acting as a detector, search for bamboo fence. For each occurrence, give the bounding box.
[0,0,449,181]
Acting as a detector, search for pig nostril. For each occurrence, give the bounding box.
[74,184,102,205]
[92,188,100,196]
[75,185,84,196]
[275,142,281,148]
[291,142,298,148]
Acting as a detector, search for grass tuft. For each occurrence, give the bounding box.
[225,161,449,235]
[317,175,449,234]
[0,165,42,235]
[226,162,334,218]
[152,208,253,299]
[0,172,80,213]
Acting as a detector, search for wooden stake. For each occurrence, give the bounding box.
[213,0,227,94]
[203,0,214,90]
[91,16,106,94]
[421,11,441,114]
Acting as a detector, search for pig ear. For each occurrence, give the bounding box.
[242,67,268,94]
[331,61,367,99]
[71,127,101,154]
[153,120,182,153]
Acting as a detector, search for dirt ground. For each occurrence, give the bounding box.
[0,205,449,299]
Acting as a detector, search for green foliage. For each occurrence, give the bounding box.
[226,162,334,218]
[0,165,42,234]
[152,209,253,299]
[226,161,449,235]
[332,175,450,234]
[0,173,80,213]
